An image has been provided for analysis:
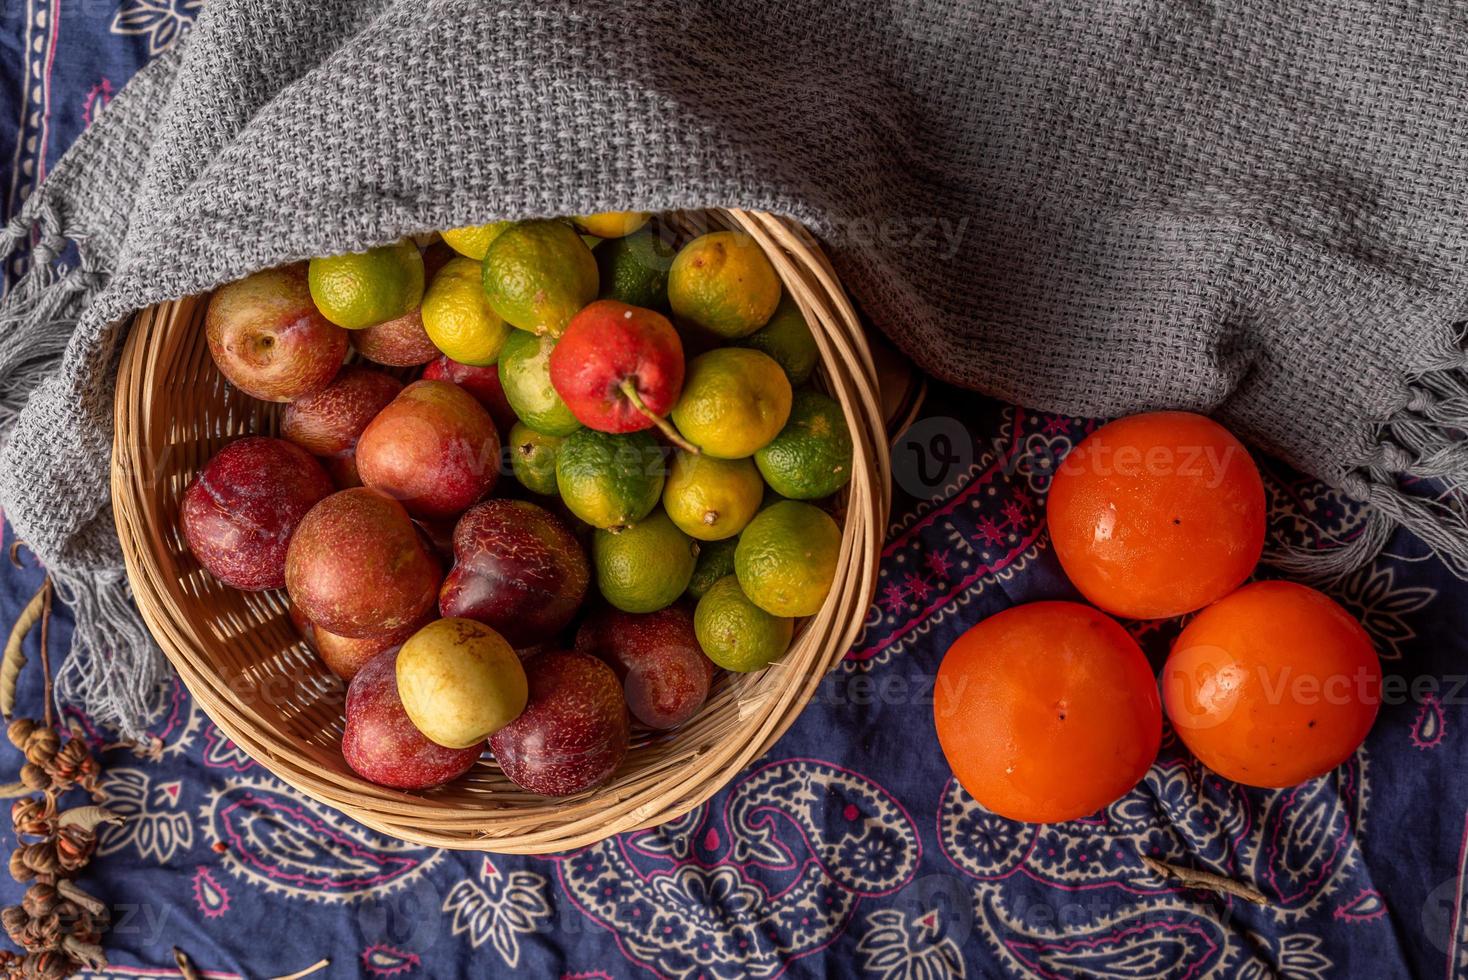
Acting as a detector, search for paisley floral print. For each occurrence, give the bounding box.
[2,22,1465,976]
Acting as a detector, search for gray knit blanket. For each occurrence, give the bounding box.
[2,0,1466,736]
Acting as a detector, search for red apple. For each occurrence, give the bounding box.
[280,367,403,457]
[285,488,442,639]
[181,437,333,591]
[439,499,589,648]
[575,604,715,729]
[488,651,629,796]
[351,308,438,367]
[205,263,348,402]
[549,300,684,434]
[423,356,518,433]
[356,380,502,520]
[343,648,483,790]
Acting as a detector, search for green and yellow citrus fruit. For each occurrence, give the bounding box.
[508,422,564,496]
[754,390,853,499]
[481,219,598,335]
[596,227,675,310]
[687,535,739,600]
[440,222,510,260]
[694,576,793,672]
[308,239,425,329]
[737,293,818,386]
[573,211,650,239]
[671,348,792,458]
[421,257,512,366]
[593,510,697,612]
[663,451,764,541]
[497,329,581,436]
[735,500,841,617]
[556,429,666,530]
[668,231,781,339]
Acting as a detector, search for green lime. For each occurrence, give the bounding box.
[573,211,651,239]
[687,535,739,600]
[556,429,666,529]
[482,219,598,335]
[735,500,841,617]
[592,510,697,612]
[754,390,853,499]
[508,422,564,496]
[421,257,512,365]
[498,329,581,436]
[668,231,781,339]
[596,227,675,310]
[441,222,511,260]
[308,240,425,329]
[662,451,763,541]
[737,293,818,386]
[671,348,792,458]
[694,576,793,672]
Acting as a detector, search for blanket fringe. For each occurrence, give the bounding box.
[0,192,163,740]
[49,567,166,742]
[1267,360,1468,582]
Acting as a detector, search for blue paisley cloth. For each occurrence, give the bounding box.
[3,6,1467,979]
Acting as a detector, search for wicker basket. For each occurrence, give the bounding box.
[111,209,890,853]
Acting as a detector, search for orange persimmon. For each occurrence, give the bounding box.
[934,601,1162,823]
[1162,580,1380,788]
[1046,411,1265,620]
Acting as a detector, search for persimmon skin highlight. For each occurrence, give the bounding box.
[1046,411,1266,620]
[934,601,1162,823]
[1162,580,1380,789]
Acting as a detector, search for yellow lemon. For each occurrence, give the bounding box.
[573,211,651,239]
[671,348,792,458]
[668,231,781,338]
[663,451,764,541]
[440,222,511,260]
[421,257,512,365]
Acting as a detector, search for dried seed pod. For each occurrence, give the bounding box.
[8,848,33,883]
[19,884,56,919]
[1,905,27,944]
[17,766,47,792]
[43,741,88,788]
[52,828,94,873]
[6,719,34,750]
[17,842,57,879]
[9,798,49,837]
[20,730,57,767]
[19,948,76,979]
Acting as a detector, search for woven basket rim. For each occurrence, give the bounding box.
[111,209,891,853]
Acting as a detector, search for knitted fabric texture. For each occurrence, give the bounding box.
[2,0,1467,734]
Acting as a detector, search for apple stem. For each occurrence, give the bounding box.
[618,379,699,455]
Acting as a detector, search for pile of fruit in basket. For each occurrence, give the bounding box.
[933,410,1383,823]
[180,212,854,796]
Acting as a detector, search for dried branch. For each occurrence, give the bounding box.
[1139,855,1270,905]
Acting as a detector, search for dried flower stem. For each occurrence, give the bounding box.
[268,959,331,980]
[173,947,202,980]
[1139,855,1269,905]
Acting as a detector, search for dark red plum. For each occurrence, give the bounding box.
[422,356,518,433]
[343,648,483,789]
[351,308,438,367]
[575,605,716,729]
[180,437,333,591]
[285,488,442,639]
[280,366,403,457]
[356,380,501,520]
[488,651,629,796]
[439,499,589,648]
